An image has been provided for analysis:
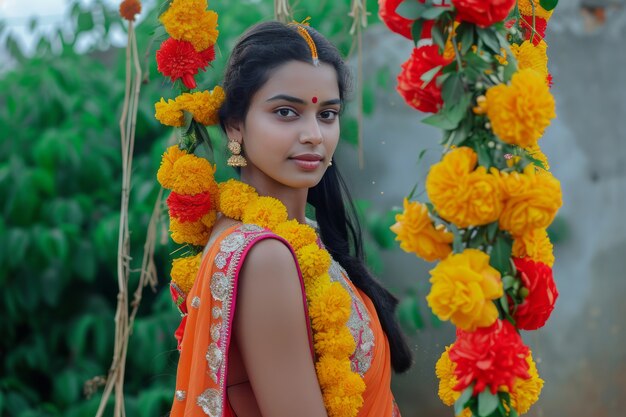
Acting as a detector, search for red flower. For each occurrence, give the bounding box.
[167,190,213,222]
[450,320,530,394]
[379,0,455,40]
[452,0,516,28]
[520,15,548,45]
[156,38,216,90]
[396,45,452,113]
[512,257,558,330]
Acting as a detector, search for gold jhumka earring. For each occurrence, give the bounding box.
[227,141,247,167]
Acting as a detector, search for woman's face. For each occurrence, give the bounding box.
[227,60,341,191]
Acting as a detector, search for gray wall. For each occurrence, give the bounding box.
[338,2,626,415]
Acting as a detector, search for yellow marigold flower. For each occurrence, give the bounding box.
[242,196,288,229]
[511,351,544,414]
[160,0,219,52]
[499,165,562,236]
[315,356,353,389]
[426,249,503,331]
[426,147,503,228]
[485,69,556,148]
[157,145,187,189]
[323,376,365,416]
[119,0,141,21]
[309,282,352,330]
[170,217,210,246]
[517,0,554,20]
[314,327,356,358]
[155,97,185,127]
[511,40,549,82]
[275,219,318,251]
[177,86,225,126]
[170,253,202,294]
[436,346,462,406]
[296,244,332,284]
[525,143,550,171]
[512,228,554,267]
[200,211,217,229]
[390,199,453,262]
[170,154,217,195]
[218,179,258,220]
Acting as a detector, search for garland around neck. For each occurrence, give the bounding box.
[218,179,365,417]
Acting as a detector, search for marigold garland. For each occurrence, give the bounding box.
[218,179,365,417]
[156,38,216,90]
[170,253,203,293]
[385,2,561,415]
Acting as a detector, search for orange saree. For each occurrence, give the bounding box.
[169,223,400,417]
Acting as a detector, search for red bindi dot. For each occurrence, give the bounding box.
[312,96,318,104]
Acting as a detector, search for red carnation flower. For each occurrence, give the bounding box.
[156,38,216,90]
[167,191,213,223]
[449,320,530,395]
[512,257,559,330]
[396,45,452,113]
[520,15,548,45]
[452,0,516,28]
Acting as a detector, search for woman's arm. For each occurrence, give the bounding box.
[234,238,328,417]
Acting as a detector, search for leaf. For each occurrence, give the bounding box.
[411,20,424,46]
[431,23,446,51]
[502,275,515,291]
[441,73,464,106]
[421,6,453,20]
[476,144,492,169]
[421,113,459,130]
[396,0,427,19]
[476,27,501,54]
[458,23,476,55]
[490,238,513,275]
[455,386,474,416]
[540,0,559,11]
[478,390,499,417]
[420,65,443,86]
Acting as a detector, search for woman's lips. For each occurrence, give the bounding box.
[290,154,323,171]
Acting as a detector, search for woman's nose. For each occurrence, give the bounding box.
[299,115,323,145]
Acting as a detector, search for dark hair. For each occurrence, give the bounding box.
[218,21,412,373]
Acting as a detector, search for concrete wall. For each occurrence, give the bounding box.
[337,2,626,415]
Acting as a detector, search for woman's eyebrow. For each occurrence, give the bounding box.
[267,94,341,106]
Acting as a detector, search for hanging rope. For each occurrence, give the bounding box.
[274,0,292,23]
[349,0,369,169]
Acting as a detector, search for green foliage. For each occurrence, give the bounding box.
[0,1,391,415]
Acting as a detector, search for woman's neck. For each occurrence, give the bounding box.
[240,171,308,224]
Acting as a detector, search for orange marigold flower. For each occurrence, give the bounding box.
[525,143,550,171]
[425,147,503,228]
[390,199,453,262]
[170,253,202,294]
[499,165,562,236]
[178,86,225,126]
[485,69,556,148]
[296,243,332,285]
[511,40,549,84]
[169,217,210,246]
[274,219,318,251]
[155,97,185,127]
[157,145,187,189]
[510,351,544,414]
[218,179,258,220]
[241,196,288,229]
[170,154,217,195]
[512,228,555,267]
[119,0,141,21]
[160,0,219,52]
[517,0,554,20]
[426,249,503,331]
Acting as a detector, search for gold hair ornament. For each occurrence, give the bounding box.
[289,17,319,67]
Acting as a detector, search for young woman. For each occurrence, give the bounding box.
[169,21,412,417]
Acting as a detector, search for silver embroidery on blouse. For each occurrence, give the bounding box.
[212,306,222,319]
[210,322,222,342]
[220,232,245,253]
[206,342,223,382]
[175,390,186,401]
[197,388,221,417]
[328,259,375,376]
[210,272,229,301]
[191,296,201,309]
[214,252,228,269]
[240,224,263,233]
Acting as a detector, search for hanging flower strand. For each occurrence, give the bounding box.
[384,1,561,416]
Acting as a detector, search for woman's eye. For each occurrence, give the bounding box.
[319,110,338,121]
[276,108,297,117]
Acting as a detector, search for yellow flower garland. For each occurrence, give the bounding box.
[219,179,365,417]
